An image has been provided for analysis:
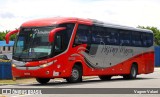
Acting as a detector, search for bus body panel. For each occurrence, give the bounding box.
[12,45,154,78]
[10,17,154,79]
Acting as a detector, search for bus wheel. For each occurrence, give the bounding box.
[66,65,82,83]
[36,78,50,84]
[123,64,137,79]
[99,75,112,80]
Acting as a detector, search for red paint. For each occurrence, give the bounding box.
[5,29,19,44]
[49,27,66,43]
[7,17,154,79]
[21,17,92,27]
[12,49,154,78]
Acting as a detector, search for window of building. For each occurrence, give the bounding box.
[3,46,5,51]
[8,46,11,51]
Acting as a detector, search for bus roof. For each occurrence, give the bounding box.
[91,19,153,33]
[21,17,152,33]
[21,17,92,27]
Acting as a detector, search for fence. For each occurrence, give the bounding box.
[0,62,12,79]
[155,46,160,67]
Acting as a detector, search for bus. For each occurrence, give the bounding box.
[5,17,154,84]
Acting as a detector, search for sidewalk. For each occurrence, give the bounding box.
[0,78,36,85]
[0,79,16,85]
[155,67,160,70]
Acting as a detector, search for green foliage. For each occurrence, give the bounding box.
[0,30,16,41]
[137,26,160,45]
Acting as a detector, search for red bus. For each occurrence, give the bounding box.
[5,17,154,84]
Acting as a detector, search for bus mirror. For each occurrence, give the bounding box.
[48,27,66,43]
[5,29,19,44]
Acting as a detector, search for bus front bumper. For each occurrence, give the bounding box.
[12,66,70,78]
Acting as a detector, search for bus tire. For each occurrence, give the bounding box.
[99,75,112,80]
[36,78,50,84]
[123,64,138,79]
[66,65,82,83]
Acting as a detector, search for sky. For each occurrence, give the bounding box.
[0,0,160,31]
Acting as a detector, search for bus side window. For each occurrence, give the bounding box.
[92,31,101,44]
[73,25,90,46]
[53,23,75,56]
[142,33,147,47]
[58,23,75,49]
[119,30,131,46]
[132,32,142,47]
[91,26,106,45]
[141,33,153,47]
[53,31,65,56]
[106,28,119,45]
[146,33,153,47]
[55,34,63,51]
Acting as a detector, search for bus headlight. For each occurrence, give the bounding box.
[40,64,48,68]
[12,64,16,67]
[39,61,53,68]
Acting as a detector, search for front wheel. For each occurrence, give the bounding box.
[66,65,82,83]
[36,78,50,84]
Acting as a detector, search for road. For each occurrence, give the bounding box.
[0,68,160,97]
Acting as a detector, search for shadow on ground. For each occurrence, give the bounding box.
[18,77,156,87]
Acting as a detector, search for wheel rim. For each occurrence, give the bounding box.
[131,67,136,77]
[72,69,79,80]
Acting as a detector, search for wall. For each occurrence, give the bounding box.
[155,46,160,67]
[0,46,13,54]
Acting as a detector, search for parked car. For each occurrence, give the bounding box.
[0,54,10,62]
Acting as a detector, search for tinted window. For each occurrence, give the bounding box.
[55,34,63,52]
[53,23,75,55]
[74,25,91,46]
[132,32,142,46]
[92,26,106,44]
[90,25,153,47]
[91,26,119,45]
[106,28,119,45]
[142,33,153,47]
[119,30,131,46]
[59,23,75,49]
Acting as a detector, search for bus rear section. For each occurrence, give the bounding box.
[5,17,154,84]
[71,24,154,79]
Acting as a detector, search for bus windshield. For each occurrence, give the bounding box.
[13,26,55,61]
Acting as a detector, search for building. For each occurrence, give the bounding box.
[0,41,14,54]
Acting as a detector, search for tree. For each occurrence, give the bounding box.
[137,26,160,45]
[0,30,16,41]
[0,31,6,41]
